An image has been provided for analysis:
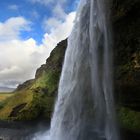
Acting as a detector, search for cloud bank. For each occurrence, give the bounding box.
[0,17,30,41]
[0,12,76,89]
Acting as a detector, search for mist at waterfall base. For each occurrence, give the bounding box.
[33,0,119,140]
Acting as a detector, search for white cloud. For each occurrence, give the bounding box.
[43,17,61,31]
[8,4,19,10]
[0,38,47,88]
[42,3,68,32]
[53,4,66,19]
[0,12,76,89]
[0,17,31,41]
[43,12,76,50]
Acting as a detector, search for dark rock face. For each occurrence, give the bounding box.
[112,0,140,135]
[113,0,140,105]
[33,39,67,96]
[35,40,67,79]
[113,0,140,111]
[9,103,27,118]
[113,1,140,79]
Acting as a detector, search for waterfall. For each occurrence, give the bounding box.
[36,0,119,140]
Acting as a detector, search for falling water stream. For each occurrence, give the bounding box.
[35,0,119,140]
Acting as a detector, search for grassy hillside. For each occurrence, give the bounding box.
[0,93,13,101]
[0,40,67,121]
[0,93,14,110]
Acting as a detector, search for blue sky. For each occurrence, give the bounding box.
[0,0,79,90]
[0,0,78,44]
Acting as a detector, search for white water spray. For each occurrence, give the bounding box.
[36,0,119,140]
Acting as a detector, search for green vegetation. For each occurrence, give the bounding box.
[0,90,55,121]
[119,107,140,133]
[0,93,14,109]
[0,93,14,102]
[31,70,60,96]
[0,70,59,120]
[0,90,33,120]
[9,92,55,121]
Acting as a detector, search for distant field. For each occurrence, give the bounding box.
[0,93,14,102]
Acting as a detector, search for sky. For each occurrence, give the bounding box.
[0,0,79,91]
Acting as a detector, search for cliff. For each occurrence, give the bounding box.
[112,0,140,135]
[0,40,67,120]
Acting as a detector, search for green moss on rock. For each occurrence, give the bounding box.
[32,70,60,96]
[118,107,140,133]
